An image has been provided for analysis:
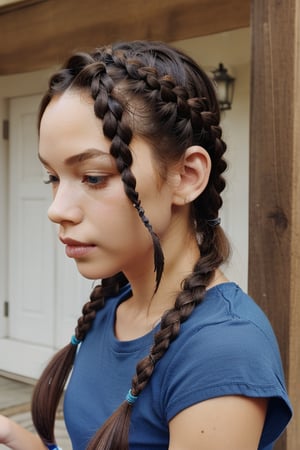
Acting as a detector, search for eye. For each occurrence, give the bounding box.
[43,174,59,185]
[81,175,108,188]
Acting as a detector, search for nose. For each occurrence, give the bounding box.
[47,183,83,225]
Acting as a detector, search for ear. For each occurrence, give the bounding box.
[171,146,211,206]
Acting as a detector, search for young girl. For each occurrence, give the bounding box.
[0,40,292,450]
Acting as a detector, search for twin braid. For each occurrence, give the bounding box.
[73,50,227,396]
[33,43,229,450]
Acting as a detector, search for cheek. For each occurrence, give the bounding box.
[139,186,174,237]
[91,196,149,243]
[134,167,175,235]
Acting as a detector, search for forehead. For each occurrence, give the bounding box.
[39,91,112,155]
[40,91,97,133]
[38,89,163,186]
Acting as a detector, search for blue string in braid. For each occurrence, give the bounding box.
[126,389,139,405]
[70,335,81,346]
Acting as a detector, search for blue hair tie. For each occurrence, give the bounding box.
[126,389,138,405]
[71,335,81,346]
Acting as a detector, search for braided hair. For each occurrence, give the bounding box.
[32,41,230,449]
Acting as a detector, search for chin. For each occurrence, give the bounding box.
[75,261,116,281]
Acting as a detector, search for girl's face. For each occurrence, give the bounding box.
[38,91,177,282]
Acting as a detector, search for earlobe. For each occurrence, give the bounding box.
[172,146,211,206]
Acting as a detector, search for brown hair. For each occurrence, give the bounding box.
[32,40,230,449]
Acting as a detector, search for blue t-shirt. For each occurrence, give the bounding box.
[64,282,292,449]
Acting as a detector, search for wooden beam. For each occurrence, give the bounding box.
[0,0,43,14]
[249,1,299,449]
[0,0,250,75]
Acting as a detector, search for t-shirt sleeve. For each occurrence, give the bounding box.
[161,318,292,448]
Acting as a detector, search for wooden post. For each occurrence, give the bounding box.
[249,1,300,449]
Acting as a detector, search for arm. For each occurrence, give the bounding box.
[0,415,46,450]
[169,395,268,450]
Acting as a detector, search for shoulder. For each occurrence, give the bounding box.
[172,282,279,357]
[154,283,292,443]
[160,283,284,389]
[186,282,279,351]
[161,283,291,448]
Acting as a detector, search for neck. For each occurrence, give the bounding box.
[115,212,228,340]
[123,229,200,316]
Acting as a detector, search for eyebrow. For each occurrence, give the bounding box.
[38,148,113,166]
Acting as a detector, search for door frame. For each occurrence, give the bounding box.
[0,68,92,379]
[0,68,54,378]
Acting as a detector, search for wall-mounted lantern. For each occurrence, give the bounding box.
[212,63,235,111]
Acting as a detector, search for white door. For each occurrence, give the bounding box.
[0,94,91,379]
[9,94,55,347]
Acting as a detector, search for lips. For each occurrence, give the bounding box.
[60,237,89,246]
[59,237,96,258]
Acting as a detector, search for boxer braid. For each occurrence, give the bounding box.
[32,41,229,449]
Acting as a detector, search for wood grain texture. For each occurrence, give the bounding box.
[249,1,300,449]
[0,0,250,74]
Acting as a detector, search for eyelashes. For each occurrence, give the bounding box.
[43,174,109,190]
[81,175,108,189]
[43,174,59,185]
